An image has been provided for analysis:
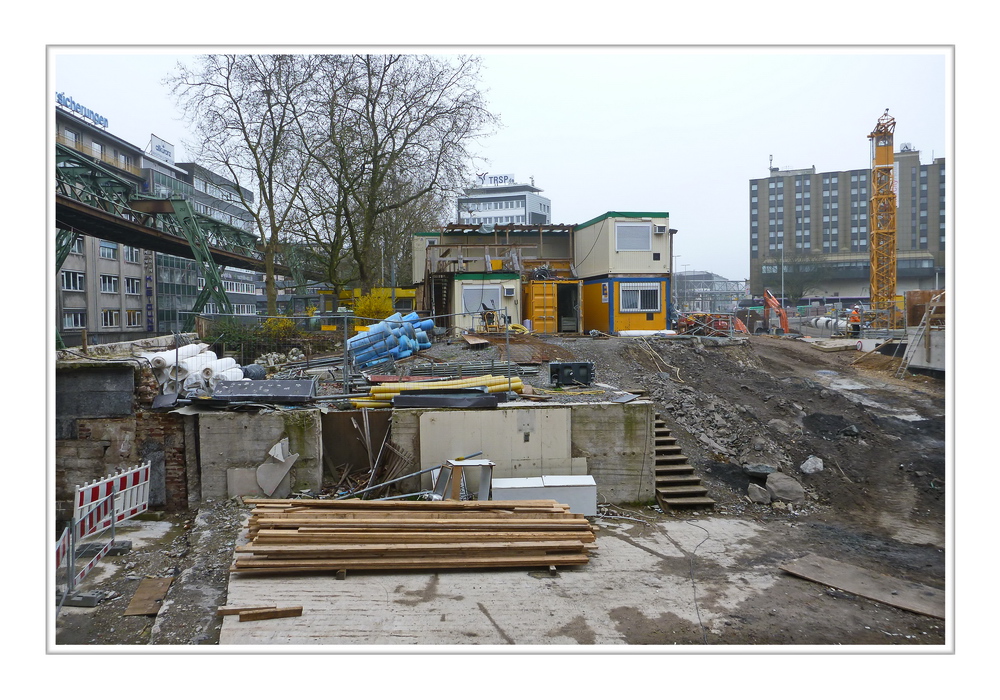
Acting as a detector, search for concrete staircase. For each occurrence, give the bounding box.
[653,413,715,512]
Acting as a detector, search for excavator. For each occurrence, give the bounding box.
[762,289,790,335]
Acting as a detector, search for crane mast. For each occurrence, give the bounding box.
[868,109,899,331]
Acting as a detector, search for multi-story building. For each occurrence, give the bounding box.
[56,96,259,343]
[748,149,946,302]
[457,174,552,227]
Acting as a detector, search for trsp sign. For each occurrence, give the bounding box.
[477,173,515,187]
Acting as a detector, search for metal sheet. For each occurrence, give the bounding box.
[212,379,316,403]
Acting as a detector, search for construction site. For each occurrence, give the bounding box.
[52,105,949,649]
[52,312,947,647]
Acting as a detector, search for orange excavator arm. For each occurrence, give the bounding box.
[763,289,790,334]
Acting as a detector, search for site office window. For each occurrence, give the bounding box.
[620,282,661,313]
[615,222,652,252]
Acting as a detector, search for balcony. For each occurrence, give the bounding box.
[56,133,143,178]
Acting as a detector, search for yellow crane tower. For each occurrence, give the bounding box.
[867,109,901,331]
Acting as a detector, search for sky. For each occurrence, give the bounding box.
[51,47,948,282]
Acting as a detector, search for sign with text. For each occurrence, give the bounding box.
[55,92,109,128]
[477,173,515,187]
[149,134,175,164]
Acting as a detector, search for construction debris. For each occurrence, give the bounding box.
[231,498,596,574]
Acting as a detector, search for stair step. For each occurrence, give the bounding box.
[656,446,684,455]
[655,455,690,465]
[657,496,717,509]
[656,475,702,487]
[656,485,709,497]
[655,465,695,475]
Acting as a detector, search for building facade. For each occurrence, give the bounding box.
[748,149,946,302]
[457,175,553,227]
[56,98,259,343]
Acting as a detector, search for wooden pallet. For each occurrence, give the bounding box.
[652,414,715,512]
[233,498,596,574]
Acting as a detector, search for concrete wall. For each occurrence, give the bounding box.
[569,402,655,503]
[198,410,323,499]
[389,402,655,505]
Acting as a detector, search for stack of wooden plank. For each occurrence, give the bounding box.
[232,498,596,574]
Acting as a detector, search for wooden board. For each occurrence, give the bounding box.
[462,334,491,348]
[217,605,278,616]
[123,577,173,616]
[780,554,945,619]
[238,606,303,621]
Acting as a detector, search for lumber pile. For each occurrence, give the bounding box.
[232,498,596,574]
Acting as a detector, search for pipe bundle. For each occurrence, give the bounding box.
[140,343,250,397]
[351,374,523,408]
[348,312,435,368]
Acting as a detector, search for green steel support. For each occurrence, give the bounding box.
[164,198,233,331]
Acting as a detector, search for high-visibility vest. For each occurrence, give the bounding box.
[849,311,860,323]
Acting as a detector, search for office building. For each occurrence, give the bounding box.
[748,149,946,301]
[457,174,552,226]
[56,96,258,343]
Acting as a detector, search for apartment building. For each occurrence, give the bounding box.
[748,149,946,300]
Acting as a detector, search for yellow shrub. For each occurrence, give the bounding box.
[353,289,394,323]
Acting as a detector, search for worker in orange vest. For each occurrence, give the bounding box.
[848,306,862,338]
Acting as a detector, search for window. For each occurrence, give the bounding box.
[99,240,118,259]
[615,222,652,252]
[100,275,119,294]
[61,270,85,291]
[124,245,141,263]
[92,142,104,160]
[461,285,502,316]
[63,310,86,329]
[126,309,143,327]
[70,236,85,255]
[125,277,141,295]
[101,309,120,327]
[620,282,660,313]
[63,128,79,147]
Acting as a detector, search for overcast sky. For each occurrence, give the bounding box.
[51,47,948,281]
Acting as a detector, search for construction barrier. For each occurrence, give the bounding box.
[73,462,151,535]
[57,462,151,611]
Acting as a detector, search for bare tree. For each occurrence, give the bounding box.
[168,54,322,314]
[758,250,837,305]
[312,54,497,292]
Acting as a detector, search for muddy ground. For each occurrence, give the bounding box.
[53,333,949,649]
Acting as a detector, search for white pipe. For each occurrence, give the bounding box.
[167,351,218,380]
[200,357,238,380]
[617,330,677,337]
[143,343,208,369]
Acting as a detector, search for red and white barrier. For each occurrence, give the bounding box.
[58,462,152,607]
[55,527,70,570]
[73,462,151,537]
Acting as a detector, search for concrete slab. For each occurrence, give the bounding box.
[219,517,772,646]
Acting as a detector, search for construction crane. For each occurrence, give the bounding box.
[868,109,901,331]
